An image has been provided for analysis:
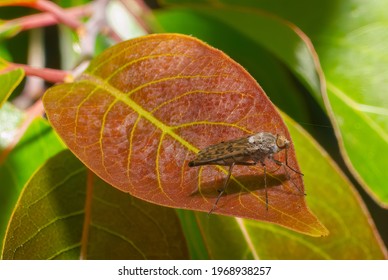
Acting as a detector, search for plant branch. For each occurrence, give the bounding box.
[120,0,153,33]
[27,0,83,30]
[1,4,92,36]
[73,0,121,74]
[10,63,73,84]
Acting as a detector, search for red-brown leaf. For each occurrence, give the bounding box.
[43,33,328,236]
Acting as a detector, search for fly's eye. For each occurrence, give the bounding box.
[276,135,289,149]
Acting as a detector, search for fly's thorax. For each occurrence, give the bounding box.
[247,132,278,157]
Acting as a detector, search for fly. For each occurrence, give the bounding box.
[188,132,304,214]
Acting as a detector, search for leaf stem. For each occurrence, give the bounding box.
[80,170,95,260]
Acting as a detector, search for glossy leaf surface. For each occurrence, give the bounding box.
[0,102,23,149]
[43,33,327,236]
[2,150,189,259]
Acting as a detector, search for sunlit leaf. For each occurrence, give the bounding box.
[317,5,388,207]
[0,102,23,149]
[0,58,24,107]
[2,150,189,259]
[43,33,327,236]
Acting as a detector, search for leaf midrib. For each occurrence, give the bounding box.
[78,73,326,236]
[80,73,199,154]
[327,81,388,143]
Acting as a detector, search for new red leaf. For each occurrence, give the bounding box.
[43,34,328,236]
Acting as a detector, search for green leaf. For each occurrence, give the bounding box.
[175,209,208,259]
[316,5,388,207]
[0,116,65,251]
[0,58,24,107]
[0,102,23,149]
[0,43,12,61]
[2,150,189,259]
[186,113,387,259]
[327,83,388,205]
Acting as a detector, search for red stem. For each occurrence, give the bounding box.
[3,4,92,32]
[10,63,72,84]
[17,0,83,30]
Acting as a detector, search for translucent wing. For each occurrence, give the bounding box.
[188,136,254,166]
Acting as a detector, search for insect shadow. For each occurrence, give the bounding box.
[190,172,291,197]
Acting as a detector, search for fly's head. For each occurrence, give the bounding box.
[276,134,290,151]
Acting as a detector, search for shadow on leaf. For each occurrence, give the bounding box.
[191,173,301,198]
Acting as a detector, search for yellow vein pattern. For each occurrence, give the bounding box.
[126,74,228,97]
[72,75,320,234]
[105,53,194,84]
[73,84,107,151]
[156,132,174,202]
[150,89,244,114]
[172,121,252,133]
[79,74,200,153]
[42,34,329,237]
[89,38,172,74]
[126,115,141,183]
[99,99,119,177]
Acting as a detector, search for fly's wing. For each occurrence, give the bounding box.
[188,136,254,166]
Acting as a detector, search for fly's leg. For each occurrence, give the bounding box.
[214,160,258,193]
[263,163,268,211]
[209,163,235,214]
[271,155,305,195]
[208,160,264,214]
[284,148,304,176]
[266,164,282,174]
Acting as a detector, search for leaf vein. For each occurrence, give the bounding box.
[150,89,244,114]
[91,223,147,259]
[156,132,174,202]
